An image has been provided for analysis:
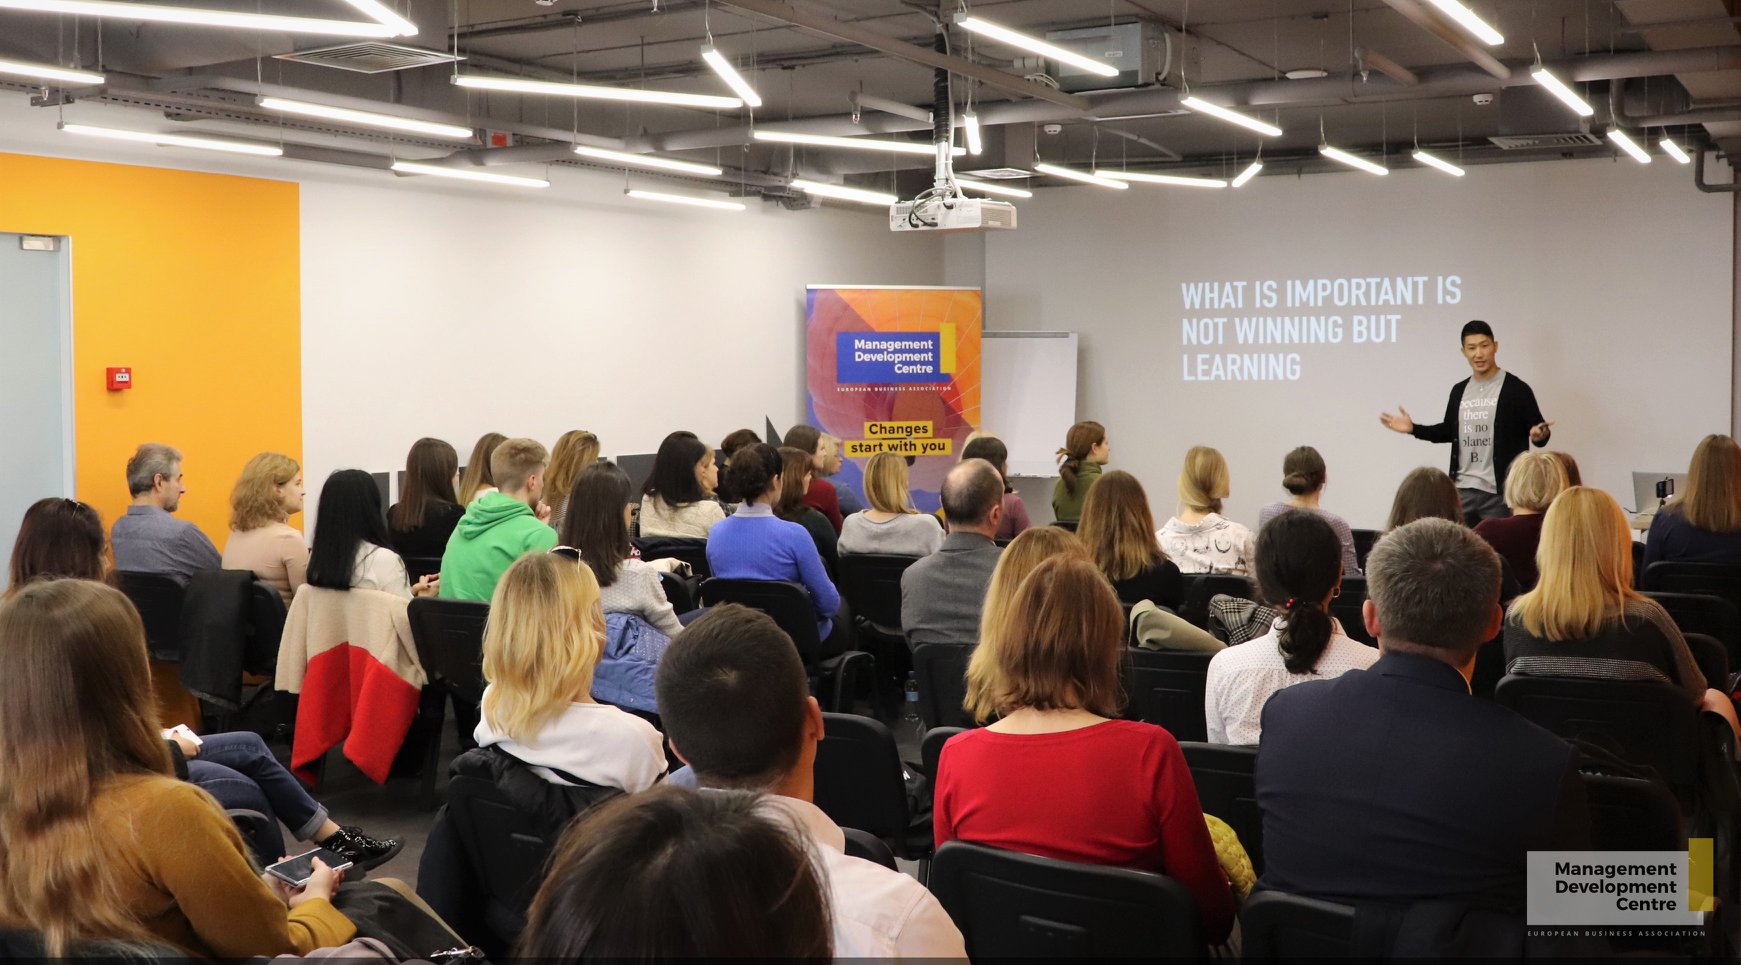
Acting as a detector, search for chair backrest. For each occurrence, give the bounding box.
[1240,890,1356,958]
[929,840,1204,958]
[1051,519,1079,533]
[1350,529,1381,571]
[407,597,491,704]
[1642,590,1741,671]
[698,578,823,664]
[1329,575,1374,646]
[656,570,696,614]
[403,555,443,582]
[442,772,560,946]
[114,570,187,661]
[1177,573,1255,630]
[1684,632,1730,693]
[912,643,977,729]
[243,580,288,675]
[1178,741,1263,874]
[1122,648,1214,743]
[1582,772,1685,852]
[1494,674,1701,807]
[1640,561,1741,607]
[813,712,911,844]
[633,536,711,578]
[921,725,968,783]
[838,553,919,631]
[842,827,898,870]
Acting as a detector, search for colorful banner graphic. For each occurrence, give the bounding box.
[805,286,982,513]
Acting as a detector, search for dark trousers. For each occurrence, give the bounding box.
[186,731,329,860]
[1458,487,1509,528]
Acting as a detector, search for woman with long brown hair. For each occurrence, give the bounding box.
[388,437,464,560]
[775,446,840,577]
[1077,470,1183,610]
[1050,420,1108,524]
[1384,466,1464,531]
[965,526,1088,721]
[543,429,601,534]
[1645,433,1741,567]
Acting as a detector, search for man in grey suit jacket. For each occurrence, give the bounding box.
[900,459,1005,649]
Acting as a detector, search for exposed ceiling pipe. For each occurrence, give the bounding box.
[1098,127,1182,162]
[851,92,932,123]
[1695,147,1740,192]
[1357,47,1420,86]
[1376,0,1510,80]
[1608,78,1741,128]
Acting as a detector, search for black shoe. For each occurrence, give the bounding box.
[322,825,403,873]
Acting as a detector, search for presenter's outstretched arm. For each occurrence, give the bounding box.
[1379,407,1414,434]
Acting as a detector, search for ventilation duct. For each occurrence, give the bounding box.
[1040,22,1176,93]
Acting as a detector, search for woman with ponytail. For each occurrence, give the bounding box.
[1050,421,1109,524]
[1203,510,1377,744]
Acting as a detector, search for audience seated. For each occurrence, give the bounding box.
[637,430,725,538]
[440,438,559,601]
[1256,518,1590,923]
[935,555,1234,943]
[475,553,666,790]
[541,429,600,534]
[110,442,221,584]
[559,462,682,636]
[959,434,1032,540]
[714,427,761,505]
[7,497,110,596]
[456,431,506,505]
[307,469,436,599]
[782,425,844,533]
[1159,445,1257,576]
[965,526,1088,719]
[776,447,842,575]
[822,433,866,516]
[1205,511,1376,745]
[1050,419,1108,524]
[654,605,967,957]
[518,786,832,959]
[221,452,308,605]
[1078,469,1183,610]
[1644,433,1741,566]
[1257,445,1362,577]
[1385,466,1463,530]
[1473,450,1568,590]
[839,451,944,558]
[1504,486,1740,737]
[901,459,1005,648]
[1549,450,1582,486]
[708,443,844,648]
[387,437,465,560]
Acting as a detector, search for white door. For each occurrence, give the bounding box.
[0,233,74,587]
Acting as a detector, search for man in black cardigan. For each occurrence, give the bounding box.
[1380,320,1553,526]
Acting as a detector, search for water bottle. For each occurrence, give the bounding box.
[901,672,925,746]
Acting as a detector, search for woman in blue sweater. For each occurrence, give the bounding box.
[706,442,845,650]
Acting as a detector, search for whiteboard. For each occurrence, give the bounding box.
[981,331,1078,477]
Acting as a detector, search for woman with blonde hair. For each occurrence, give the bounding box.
[936,555,1234,945]
[1050,421,1108,524]
[457,431,507,505]
[543,429,601,533]
[475,552,666,790]
[1158,446,1256,575]
[966,527,1089,721]
[1645,434,1741,567]
[839,451,944,558]
[1077,470,1182,610]
[221,452,307,604]
[1504,486,1740,738]
[1474,450,1569,590]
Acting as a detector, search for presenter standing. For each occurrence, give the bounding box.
[1380,321,1552,527]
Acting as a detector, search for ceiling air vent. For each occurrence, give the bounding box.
[961,167,1034,180]
[277,43,463,74]
[1487,132,1603,150]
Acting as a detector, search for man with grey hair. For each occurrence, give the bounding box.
[1254,518,1588,942]
[900,459,1004,649]
[111,442,221,583]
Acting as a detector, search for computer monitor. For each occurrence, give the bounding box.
[1630,472,1688,514]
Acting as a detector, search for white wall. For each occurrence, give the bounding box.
[985,158,1734,529]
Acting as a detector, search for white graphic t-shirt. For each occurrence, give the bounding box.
[1456,370,1506,493]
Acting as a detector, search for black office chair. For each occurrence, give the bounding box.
[842,827,899,870]
[698,578,872,713]
[1583,772,1685,852]
[407,597,490,804]
[227,808,279,866]
[1644,590,1741,672]
[1177,573,1256,630]
[1685,633,1732,694]
[814,712,930,861]
[243,580,288,675]
[1240,890,1356,958]
[1178,742,1263,875]
[1351,529,1381,571]
[1329,575,1373,646]
[1641,561,1741,610]
[912,643,976,729]
[1051,519,1079,533]
[633,536,710,578]
[402,555,443,582]
[656,570,696,615]
[920,725,967,782]
[1122,648,1214,743]
[929,841,1204,958]
[115,570,187,661]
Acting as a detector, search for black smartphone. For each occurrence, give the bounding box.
[1656,478,1675,501]
[264,847,353,887]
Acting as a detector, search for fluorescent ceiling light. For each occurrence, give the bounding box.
[1097,169,1227,188]
[700,47,762,110]
[627,188,744,211]
[1411,149,1466,176]
[1180,95,1283,137]
[453,74,741,110]
[954,14,1120,78]
[790,179,898,206]
[753,129,963,157]
[390,160,548,187]
[1607,129,1651,164]
[256,96,471,139]
[0,0,403,36]
[1421,0,1503,45]
[1319,144,1388,175]
[955,177,1031,198]
[0,57,104,85]
[963,111,983,155]
[573,145,722,177]
[334,0,416,37]
[1033,162,1128,189]
[1531,67,1593,117]
[60,122,283,157]
[1231,159,1263,187]
[1659,137,1691,165]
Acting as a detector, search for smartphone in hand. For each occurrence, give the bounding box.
[265,848,353,887]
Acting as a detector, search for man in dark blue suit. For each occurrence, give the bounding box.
[1256,518,1589,927]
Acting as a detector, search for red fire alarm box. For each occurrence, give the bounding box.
[106,367,132,391]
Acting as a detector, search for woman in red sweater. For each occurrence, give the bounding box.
[934,555,1234,944]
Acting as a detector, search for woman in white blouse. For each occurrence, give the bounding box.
[304,469,437,599]
[637,431,726,539]
[559,461,684,636]
[1204,509,1377,744]
[839,451,944,558]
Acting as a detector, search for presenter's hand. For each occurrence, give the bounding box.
[1530,421,1554,444]
[1379,407,1415,434]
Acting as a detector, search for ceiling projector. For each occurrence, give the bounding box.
[889,196,1017,233]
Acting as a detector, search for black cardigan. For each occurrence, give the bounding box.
[1410,372,1548,493]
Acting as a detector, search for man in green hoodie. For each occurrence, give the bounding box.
[439,436,559,601]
